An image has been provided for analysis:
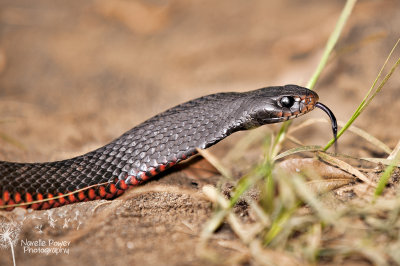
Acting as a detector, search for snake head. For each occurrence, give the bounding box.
[241,84,319,128]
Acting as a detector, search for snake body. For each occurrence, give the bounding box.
[0,85,331,210]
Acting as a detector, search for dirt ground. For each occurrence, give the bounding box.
[0,0,399,265]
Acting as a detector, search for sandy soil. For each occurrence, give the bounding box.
[0,0,399,265]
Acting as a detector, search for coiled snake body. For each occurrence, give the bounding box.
[0,85,336,210]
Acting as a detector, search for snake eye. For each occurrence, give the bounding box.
[280,96,295,108]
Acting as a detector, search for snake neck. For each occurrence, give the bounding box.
[95,91,249,184]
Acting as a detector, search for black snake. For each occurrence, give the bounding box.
[0,85,337,210]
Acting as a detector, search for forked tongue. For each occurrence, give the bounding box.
[315,102,337,150]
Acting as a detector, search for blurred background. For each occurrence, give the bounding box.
[1,1,400,265]
[0,0,399,163]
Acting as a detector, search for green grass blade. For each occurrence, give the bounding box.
[306,0,358,90]
[324,39,400,150]
[375,141,400,197]
[273,0,357,155]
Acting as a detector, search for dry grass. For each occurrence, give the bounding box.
[198,0,400,264]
